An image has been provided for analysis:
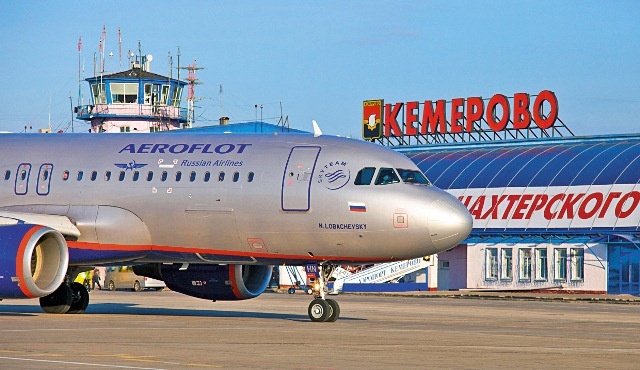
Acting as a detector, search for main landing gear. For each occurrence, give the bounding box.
[39,271,90,314]
[307,264,340,322]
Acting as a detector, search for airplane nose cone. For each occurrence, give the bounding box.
[428,193,473,252]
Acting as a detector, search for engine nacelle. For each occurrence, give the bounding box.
[0,224,69,298]
[136,263,272,301]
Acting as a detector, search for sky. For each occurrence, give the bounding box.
[0,1,638,137]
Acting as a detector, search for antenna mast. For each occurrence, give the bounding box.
[180,58,203,129]
[118,27,122,71]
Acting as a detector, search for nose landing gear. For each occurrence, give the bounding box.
[307,264,340,322]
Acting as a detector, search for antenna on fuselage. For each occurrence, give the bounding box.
[312,120,322,137]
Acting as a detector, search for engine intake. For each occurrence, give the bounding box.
[0,224,69,298]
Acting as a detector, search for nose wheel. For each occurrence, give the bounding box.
[307,264,340,322]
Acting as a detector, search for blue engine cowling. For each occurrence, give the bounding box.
[0,224,69,298]
[136,263,272,301]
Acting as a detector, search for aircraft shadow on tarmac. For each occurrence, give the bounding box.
[0,303,364,321]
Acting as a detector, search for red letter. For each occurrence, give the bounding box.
[384,103,403,137]
[465,97,484,132]
[615,191,640,218]
[513,194,534,219]
[450,98,464,134]
[577,192,604,219]
[422,100,447,134]
[486,94,510,132]
[469,196,486,219]
[405,101,419,136]
[558,193,585,219]
[502,195,521,219]
[598,192,622,218]
[526,194,548,219]
[544,194,566,220]
[533,90,558,129]
[512,93,531,129]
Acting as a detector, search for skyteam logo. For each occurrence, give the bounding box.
[317,161,351,190]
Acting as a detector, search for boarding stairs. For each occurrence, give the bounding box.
[332,257,430,293]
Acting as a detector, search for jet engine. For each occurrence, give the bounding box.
[0,224,69,298]
[134,263,272,301]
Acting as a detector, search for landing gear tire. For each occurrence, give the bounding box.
[308,298,331,322]
[39,284,73,314]
[67,282,90,314]
[325,298,340,322]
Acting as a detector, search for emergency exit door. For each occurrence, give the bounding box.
[281,146,321,211]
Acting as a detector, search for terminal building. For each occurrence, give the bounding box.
[365,92,640,295]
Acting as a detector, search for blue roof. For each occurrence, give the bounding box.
[398,134,640,189]
[173,122,308,134]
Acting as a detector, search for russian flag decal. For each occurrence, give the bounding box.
[349,202,366,213]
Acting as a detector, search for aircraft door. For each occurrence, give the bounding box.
[281,146,321,211]
[14,163,31,195]
[36,164,53,196]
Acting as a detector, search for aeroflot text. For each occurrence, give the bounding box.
[118,143,252,155]
[459,191,640,220]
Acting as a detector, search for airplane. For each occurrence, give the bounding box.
[0,130,472,322]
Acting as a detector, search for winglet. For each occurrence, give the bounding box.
[312,120,322,137]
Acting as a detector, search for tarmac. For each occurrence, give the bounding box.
[0,289,638,369]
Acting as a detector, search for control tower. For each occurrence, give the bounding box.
[75,54,188,133]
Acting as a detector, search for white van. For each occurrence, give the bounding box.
[104,266,165,292]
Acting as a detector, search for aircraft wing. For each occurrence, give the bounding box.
[0,211,81,238]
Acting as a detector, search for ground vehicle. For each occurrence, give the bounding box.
[104,266,165,292]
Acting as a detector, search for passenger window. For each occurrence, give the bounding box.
[354,167,376,185]
[104,171,111,181]
[175,171,182,182]
[77,171,83,181]
[247,172,254,182]
[20,170,27,181]
[133,171,140,181]
[161,171,168,182]
[375,168,400,185]
[63,170,70,181]
[189,171,196,182]
[42,170,50,181]
[396,168,430,185]
[90,171,97,181]
[233,172,239,182]
[119,171,125,181]
[147,171,153,181]
[204,171,211,182]
[4,170,10,180]
[218,171,225,182]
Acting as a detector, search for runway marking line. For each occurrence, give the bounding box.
[0,355,166,369]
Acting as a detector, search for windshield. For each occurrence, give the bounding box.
[375,168,401,185]
[396,168,431,185]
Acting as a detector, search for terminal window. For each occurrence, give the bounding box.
[554,248,567,281]
[535,248,548,281]
[501,248,513,280]
[519,248,532,281]
[485,248,498,280]
[570,248,584,281]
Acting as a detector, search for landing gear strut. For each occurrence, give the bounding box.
[307,264,340,322]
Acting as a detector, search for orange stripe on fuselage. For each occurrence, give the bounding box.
[16,225,44,298]
[65,241,395,264]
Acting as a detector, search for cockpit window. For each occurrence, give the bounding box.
[354,167,376,185]
[397,168,431,185]
[374,167,400,185]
